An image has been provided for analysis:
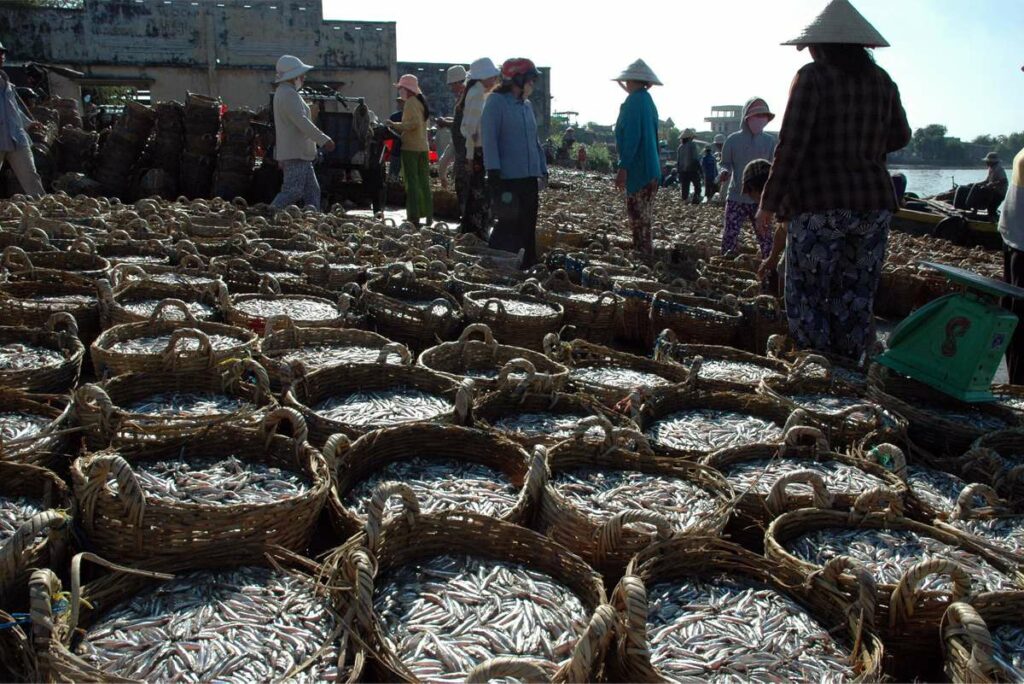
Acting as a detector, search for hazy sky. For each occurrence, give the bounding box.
[324,0,1023,141]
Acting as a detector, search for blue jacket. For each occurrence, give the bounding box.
[0,74,31,152]
[481,91,547,179]
[614,89,660,195]
[700,150,718,179]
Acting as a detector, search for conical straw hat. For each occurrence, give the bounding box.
[613,59,663,86]
[782,0,889,48]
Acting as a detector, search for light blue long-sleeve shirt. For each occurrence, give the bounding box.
[0,74,31,153]
[614,89,661,195]
[481,91,547,179]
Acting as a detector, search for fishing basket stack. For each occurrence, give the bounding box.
[55,126,99,176]
[179,93,222,199]
[146,101,185,198]
[93,101,155,197]
[213,109,255,200]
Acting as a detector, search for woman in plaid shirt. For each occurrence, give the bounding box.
[756,0,911,361]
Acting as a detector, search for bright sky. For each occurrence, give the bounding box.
[324,0,1023,141]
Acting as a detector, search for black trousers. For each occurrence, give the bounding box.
[1004,245,1024,384]
[489,177,539,268]
[680,170,702,203]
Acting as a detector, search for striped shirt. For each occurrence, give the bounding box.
[760,61,911,218]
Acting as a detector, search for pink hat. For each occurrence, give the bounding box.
[394,74,421,95]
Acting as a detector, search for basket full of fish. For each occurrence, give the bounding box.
[652,330,790,394]
[537,417,732,584]
[362,265,463,350]
[1,245,111,283]
[71,408,329,566]
[0,269,101,347]
[0,391,74,472]
[74,358,274,448]
[98,278,225,329]
[942,594,1024,683]
[327,423,546,540]
[333,499,616,682]
[541,269,622,345]
[934,484,1024,567]
[0,313,84,394]
[965,429,1024,507]
[609,536,884,682]
[219,275,353,335]
[462,284,565,352]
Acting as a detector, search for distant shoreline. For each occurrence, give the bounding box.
[889,162,986,170]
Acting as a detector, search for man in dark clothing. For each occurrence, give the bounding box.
[676,128,701,203]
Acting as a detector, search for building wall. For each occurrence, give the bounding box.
[0,0,397,116]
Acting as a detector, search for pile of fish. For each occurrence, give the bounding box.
[0,412,51,444]
[119,300,216,320]
[906,464,967,514]
[232,298,339,320]
[492,412,596,441]
[680,358,780,384]
[273,344,384,369]
[0,344,64,371]
[123,456,310,506]
[645,409,784,453]
[570,367,671,390]
[722,457,888,495]
[123,392,252,419]
[313,389,451,428]
[374,554,587,681]
[106,332,241,355]
[990,625,1024,675]
[645,577,855,680]
[0,495,44,542]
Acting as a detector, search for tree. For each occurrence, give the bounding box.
[911,124,950,163]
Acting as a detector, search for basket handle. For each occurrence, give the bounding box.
[752,294,779,312]
[148,298,198,324]
[852,486,904,517]
[1,245,34,274]
[261,407,309,459]
[565,604,617,683]
[953,483,1007,521]
[376,342,413,366]
[0,510,68,580]
[867,443,907,479]
[466,658,552,683]
[481,298,507,319]
[890,558,972,631]
[765,333,789,359]
[789,353,833,382]
[262,314,297,340]
[161,327,214,369]
[523,445,549,507]
[107,229,133,244]
[766,469,834,515]
[23,226,50,245]
[70,237,96,255]
[595,509,674,562]
[68,552,173,633]
[544,268,571,287]
[323,433,351,470]
[220,358,271,401]
[75,384,116,437]
[941,602,1001,682]
[454,379,474,425]
[782,425,830,453]
[719,293,739,313]
[424,297,456,322]
[365,481,421,554]
[458,323,497,347]
[572,415,615,445]
[498,357,538,387]
[45,311,79,340]
[817,555,879,632]
[177,253,205,270]
[517,279,545,298]
[611,574,650,657]
[652,328,679,362]
[782,408,812,434]
[258,274,282,295]
[29,568,61,646]
[80,453,145,533]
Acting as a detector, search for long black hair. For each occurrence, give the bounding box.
[414,92,430,121]
[811,43,876,75]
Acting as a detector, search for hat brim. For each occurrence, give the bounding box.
[467,68,501,81]
[613,74,663,86]
[275,64,313,83]
[394,83,421,95]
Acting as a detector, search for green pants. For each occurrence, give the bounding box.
[401,150,433,224]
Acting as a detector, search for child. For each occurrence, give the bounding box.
[741,159,783,296]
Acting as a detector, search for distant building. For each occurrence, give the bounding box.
[705,105,743,135]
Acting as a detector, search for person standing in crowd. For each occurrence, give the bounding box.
[387,97,404,181]
[436,65,467,195]
[756,0,911,361]
[576,143,588,171]
[386,74,433,227]
[719,97,777,256]
[998,64,1024,384]
[701,145,719,203]
[613,59,663,257]
[676,128,701,203]
[458,57,501,236]
[713,133,726,162]
[481,57,547,268]
[271,54,335,211]
[434,119,453,190]
[0,41,46,199]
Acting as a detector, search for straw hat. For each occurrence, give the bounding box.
[446,65,467,85]
[394,74,421,95]
[782,0,890,49]
[613,59,663,86]
[467,58,500,81]
[984,152,1001,163]
[681,128,697,139]
[275,55,314,83]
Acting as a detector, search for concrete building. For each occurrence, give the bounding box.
[397,61,553,140]
[704,105,743,135]
[0,0,397,118]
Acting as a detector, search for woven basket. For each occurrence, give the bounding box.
[71,408,329,565]
[703,427,908,550]
[445,262,524,302]
[649,290,743,348]
[931,483,1024,568]
[94,232,171,269]
[0,392,74,472]
[538,417,731,585]
[0,270,101,348]
[652,330,790,394]
[868,364,1021,459]
[90,305,257,379]
[418,323,569,392]
[941,596,1024,683]
[610,536,885,682]
[765,490,1024,680]
[542,269,621,345]
[363,266,463,350]
[326,423,545,540]
[453,243,523,271]
[29,549,362,683]
[610,276,665,347]
[220,278,351,335]
[109,256,221,291]
[738,294,789,354]
[285,362,472,445]
[1,245,110,283]
[551,337,690,408]
[331,501,615,682]
[75,358,274,448]
[98,277,224,329]
[302,252,366,290]
[462,288,564,352]
[766,337,872,389]
[965,429,1024,507]
[638,388,795,460]
[0,313,84,393]
[0,461,70,607]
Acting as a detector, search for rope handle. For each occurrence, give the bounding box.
[498,357,538,387]
[261,407,310,460]
[941,602,1000,682]
[28,568,60,646]
[544,268,571,287]
[177,253,205,270]
[376,342,412,366]
[0,510,68,580]
[565,604,617,683]
[852,486,904,517]
[523,445,549,507]
[868,443,908,479]
[147,297,198,324]
[161,328,214,369]
[322,433,350,470]
[263,314,297,340]
[890,558,972,630]
[466,658,552,683]
[652,328,679,362]
[817,555,879,633]
[481,298,507,319]
[45,311,79,340]
[424,297,456,321]
[766,469,834,515]
[365,481,421,554]
[766,334,789,359]
[517,279,545,298]
[76,383,116,420]
[953,483,1008,521]
[220,358,271,401]
[258,274,282,295]
[458,323,497,347]
[1,245,34,273]
[81,453,145,533]
[782,424,830,453]
[454,379,474,425]
[788,353,833,382]
[611,574,649,657]
[106,229,133,244]
[69,237,97,255]
[595,510,674,562]
[69,552,174,633]
[572,415,615,446]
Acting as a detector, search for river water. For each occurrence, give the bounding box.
[891,166,987,198]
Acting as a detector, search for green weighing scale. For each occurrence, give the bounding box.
[878,261,1024,403]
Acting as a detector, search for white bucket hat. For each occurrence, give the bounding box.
[467,58,500,81]
[613,59,663,86]
[446,65,467,85]
[782,0,889,49]
[275,55,314,83]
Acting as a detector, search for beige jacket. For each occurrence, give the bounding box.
[273,82,330,161]
[388,96,428,153]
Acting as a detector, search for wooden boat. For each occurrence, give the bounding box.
[894,198,1000,249]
